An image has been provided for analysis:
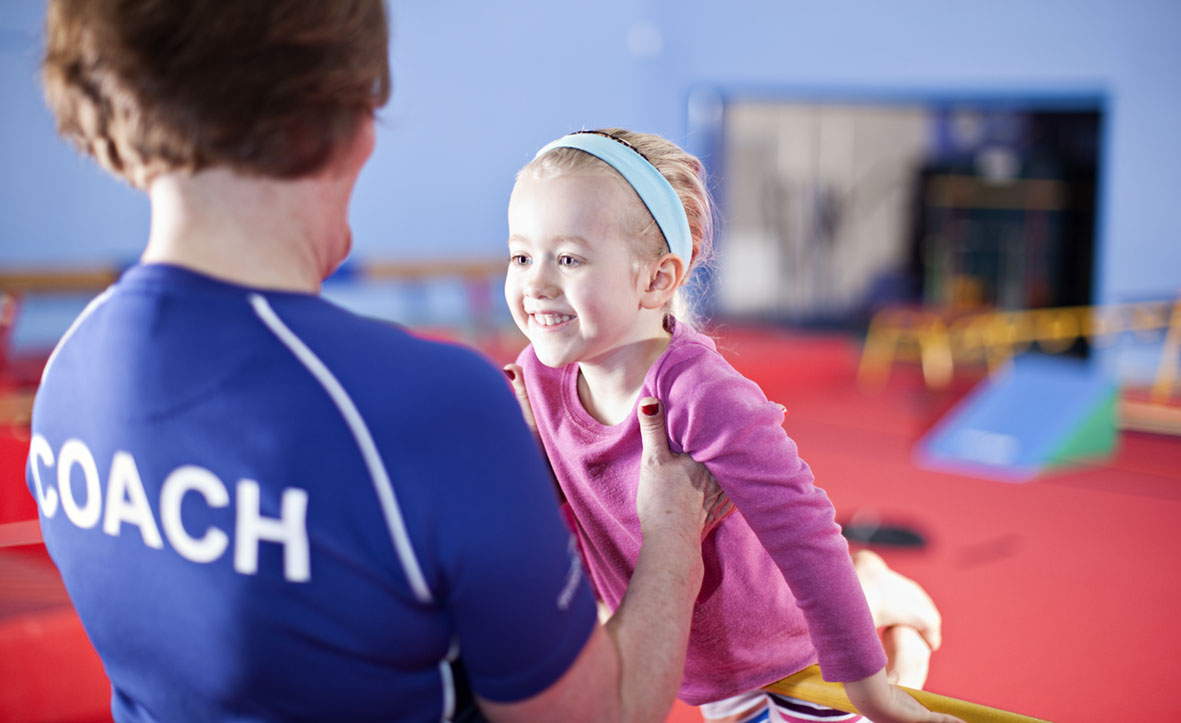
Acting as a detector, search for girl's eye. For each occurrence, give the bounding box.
[509,254,530,266]
[557,255,580,267]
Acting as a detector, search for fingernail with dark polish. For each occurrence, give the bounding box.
[640,403,659,416]
[504,368,516,381]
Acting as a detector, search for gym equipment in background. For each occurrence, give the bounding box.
[915,353,1117,482]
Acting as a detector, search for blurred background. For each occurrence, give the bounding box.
[2,1,1179,721]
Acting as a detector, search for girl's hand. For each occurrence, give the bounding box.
[844,670,964,723]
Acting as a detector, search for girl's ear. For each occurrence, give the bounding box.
[640,253,687,309]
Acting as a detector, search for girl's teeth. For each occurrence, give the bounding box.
[534,313,573,327]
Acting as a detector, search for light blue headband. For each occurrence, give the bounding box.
[535,132,693,263]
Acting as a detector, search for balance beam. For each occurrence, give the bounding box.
[765,665,1049,723]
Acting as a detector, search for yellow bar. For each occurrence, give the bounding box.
[1152,299,1181,402]
[764,665,1051,723]
[860,299,1179,393]
[0,268,120,293]
[359,259,505,281]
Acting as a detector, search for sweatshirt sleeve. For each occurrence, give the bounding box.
[655,345,887,683]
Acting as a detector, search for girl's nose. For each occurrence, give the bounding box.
[523,266,558,299]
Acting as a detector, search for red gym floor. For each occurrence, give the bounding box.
[2,326,1179,722]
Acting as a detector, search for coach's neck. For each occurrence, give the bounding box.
[141,116,374,294]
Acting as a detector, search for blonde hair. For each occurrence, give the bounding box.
[522,128,717,325]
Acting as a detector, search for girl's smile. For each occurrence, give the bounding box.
[528,312,577,330]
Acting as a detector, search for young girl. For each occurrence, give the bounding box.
[503,129,960,723]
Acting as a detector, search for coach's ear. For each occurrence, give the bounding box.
[639,252,686,310]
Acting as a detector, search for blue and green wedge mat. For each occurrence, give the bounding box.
[915,353,1118,483]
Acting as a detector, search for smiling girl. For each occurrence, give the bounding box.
[503,129,961,723]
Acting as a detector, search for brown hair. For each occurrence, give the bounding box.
[42,0,391,188]
[524,128,717,322]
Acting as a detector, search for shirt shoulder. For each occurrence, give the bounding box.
[645,323,785,460]
[648,323,757,406]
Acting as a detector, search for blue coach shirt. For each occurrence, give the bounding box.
[27,264,596,721]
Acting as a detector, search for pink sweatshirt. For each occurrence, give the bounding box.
[517,320,886,704]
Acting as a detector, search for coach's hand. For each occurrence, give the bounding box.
[503,363,539,437]
[635,397,733,541]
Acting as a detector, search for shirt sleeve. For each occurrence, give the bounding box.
[421,349,598,702]
[655,346,886,683]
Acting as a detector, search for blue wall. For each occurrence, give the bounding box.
[2,0,1179,312]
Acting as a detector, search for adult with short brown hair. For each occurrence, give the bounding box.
[43,0,391,188]
[30,1,723,721]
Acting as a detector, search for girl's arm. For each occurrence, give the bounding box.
[658,350,886,680]
[660,351,960,722]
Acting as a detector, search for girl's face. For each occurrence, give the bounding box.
[505,170,657,370]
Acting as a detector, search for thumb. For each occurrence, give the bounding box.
[503,364,538,435]
[636,396,672,463]
[922,625,942,652]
